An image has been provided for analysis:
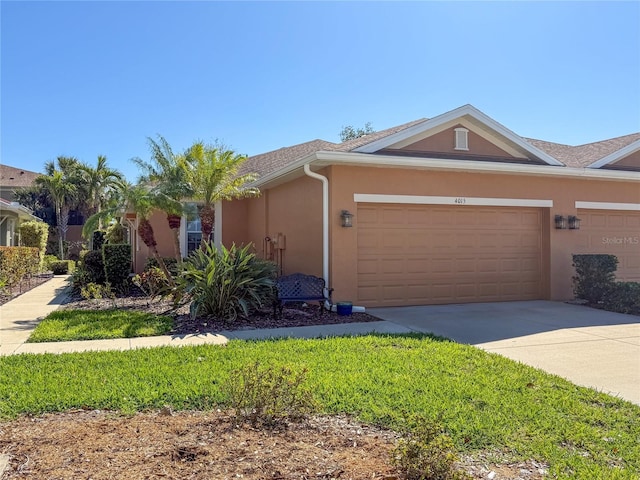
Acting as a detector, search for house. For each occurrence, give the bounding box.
[137,105,640,306]
[0,165,41,202]
[0,198,39,246]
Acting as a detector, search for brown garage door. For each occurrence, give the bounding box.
[357,204,543,307]
[574,209,640,281]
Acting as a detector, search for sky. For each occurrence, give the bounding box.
[2,1,639,182]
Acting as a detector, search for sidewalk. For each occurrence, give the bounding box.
[0,277,411,356]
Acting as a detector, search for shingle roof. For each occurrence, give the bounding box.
[525,133,640,168]
[0,165,41,188]
[241,117,640,180]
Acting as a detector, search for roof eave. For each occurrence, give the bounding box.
[587,139,640,169]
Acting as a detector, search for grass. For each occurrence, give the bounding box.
[1,334,638,478]
[27,309,173,342]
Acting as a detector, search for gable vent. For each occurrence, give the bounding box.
[454,127,469,151]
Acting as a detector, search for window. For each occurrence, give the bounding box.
[186,215,202,254]
[454,127,469,151]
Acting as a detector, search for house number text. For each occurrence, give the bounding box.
[454,197,467,204]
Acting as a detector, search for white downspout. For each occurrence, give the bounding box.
[303,164,329,286]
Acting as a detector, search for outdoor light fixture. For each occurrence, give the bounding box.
[554,215,567,230]
[568,215,581,230]
[340,210,354,227]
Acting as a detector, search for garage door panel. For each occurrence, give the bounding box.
[358,204,542,306]
[576,210,640,282]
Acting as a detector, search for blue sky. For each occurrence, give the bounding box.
[2,1,639,182]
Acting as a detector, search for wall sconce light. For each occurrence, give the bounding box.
[554,215,567,230]
[568,215,581,230]
[340,210,354,228]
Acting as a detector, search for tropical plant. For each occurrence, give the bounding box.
[133,136,192,262]
[83,180,173,283]
[184,142,259,248]
[78,155,123,229]
[34,157,83,259]
[179,243,276,321]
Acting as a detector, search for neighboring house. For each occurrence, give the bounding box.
[137,105,640,306]
[0,165,41,202]
[0,197,39,246]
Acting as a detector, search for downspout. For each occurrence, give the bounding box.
[303,164,329,286]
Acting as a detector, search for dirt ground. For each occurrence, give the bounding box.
[0,409,548,480]
[1,282,548,479]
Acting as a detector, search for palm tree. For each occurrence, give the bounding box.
[78,155,123,229]
[132,136,192,262]
[184,142,259,249]
[35,157,82,259]
[83,179,174,283]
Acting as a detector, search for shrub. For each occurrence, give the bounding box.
[92,230,106,251]
[603,281,640,315]
[50,260,75,275]
[391,415,471,480]
[0,246,40,287]
[103,244,131,293]
[43,255,59,271]
[81,250,106,284]
[225,362,316,426]
[144,256,179,277]
[132,267,170,302]
[19,221,48,271]
[572,254,618,304]
[179,243,276,322]
[105,222,127,244]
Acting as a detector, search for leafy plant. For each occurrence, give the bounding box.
[92,230,106,251]
[225,361,317,426]
[50,260,75,275]
[0,246,42,286]
[572,254,618,304]
[19,221,49,271]
[81,250,106,284]
[132,267,170,302]
[103,244,131,293]
[105,222,127,244]
[81,282,114,301]
[392,415,471,480]
[603,281,640,315]
[179,243,276,322]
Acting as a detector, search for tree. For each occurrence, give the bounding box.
[132,136,192,262]
[83,179,174,283]
[34,157,83,259]
[183,142,259,248]
[339,122,375,142]
[78,155,123,229]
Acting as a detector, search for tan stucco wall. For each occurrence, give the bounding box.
[134,210,175,273]
[221,200,249,248]
[241,175,323,277]
[391,125,521,159]
[326,165,639,304]
[609,149,640,170]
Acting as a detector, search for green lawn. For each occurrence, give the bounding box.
[27,309,173,342]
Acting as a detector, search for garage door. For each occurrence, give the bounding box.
[357,204,543,307]
[574,209,640,281]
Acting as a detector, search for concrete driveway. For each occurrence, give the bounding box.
[370,301,640,405]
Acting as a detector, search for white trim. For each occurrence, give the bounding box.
[352,104,565,166]
[354,194,553,208]
[588,139,640,169]
[575,201,640,211]
[179,214,187,258]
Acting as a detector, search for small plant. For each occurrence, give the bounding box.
[224,361,317,426]
[81,282,115,303]
[572,254,618,304]
[50,260,74,275]
[81,250,106,284]
[391,415,471,480]
[603,281,640,315]
[132,267,170,303]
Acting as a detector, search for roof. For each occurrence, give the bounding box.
[0,197,38,220]
[0,165,41,188]
[241,106,640,181]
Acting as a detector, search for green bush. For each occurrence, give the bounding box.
[179,243,276,322]
[144,256,179,276]
[603,282,640,315]
[132,267,170,301]
[103,244,131,293]
[81,250,106,284]
[51,260,75,275]
[105,222,127,244]
[0,246,40,287]
[43,255,59,271]
[92,230,106,251]
[225,362,316,426]
[80,282,115,301]
[19,221,48,271]
[572,254,618,304]
[391,415,471,480]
